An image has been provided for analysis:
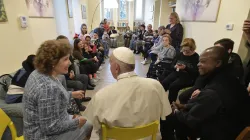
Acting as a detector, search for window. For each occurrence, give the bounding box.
[104,8,112,20]
[134,0,144,21]
[119,0,128,20]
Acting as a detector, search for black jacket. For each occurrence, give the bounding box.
[138,30,146,40]
[176,66,250,140]
[173,52,199,80]
[166,23,184,50]
[228,52,244,82]
[64,55,75,80]
[11,55,35,87]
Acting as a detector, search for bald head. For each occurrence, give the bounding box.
[203,46,229,65]
[198,46,229,75]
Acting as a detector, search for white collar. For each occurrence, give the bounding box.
[117,71,137,81]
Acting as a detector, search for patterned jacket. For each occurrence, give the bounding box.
[23,70,79,140]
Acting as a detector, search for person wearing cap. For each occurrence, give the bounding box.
[83,47,172,131]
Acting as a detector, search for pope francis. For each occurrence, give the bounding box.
[83,47,172,131]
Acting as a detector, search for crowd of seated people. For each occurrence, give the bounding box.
[2,15,250,140]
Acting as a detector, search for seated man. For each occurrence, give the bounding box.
[179,38,244,104]
[161,47,250,140]
[124,26,133,48]
[83,47,172,133]
[141,24,154,64]
[5,55,35,104]
[134,24,147,54]
[108,26,118,48]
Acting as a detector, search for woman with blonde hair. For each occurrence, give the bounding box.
[23,40,93,140]
[165,12,184,52]
[160,38,199,103]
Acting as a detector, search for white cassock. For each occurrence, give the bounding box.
[83,71,172,130]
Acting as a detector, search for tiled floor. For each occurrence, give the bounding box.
[82,49,162,140]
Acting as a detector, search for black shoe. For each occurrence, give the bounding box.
[136,51,140,54]
[79,105,86,111]
[87,85,94,90]
[133,50,136,54]
[82,97,91,102]
[89,83,96,87]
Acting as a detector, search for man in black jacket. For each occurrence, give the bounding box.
[160,47,250,140]
[179,38,244,104]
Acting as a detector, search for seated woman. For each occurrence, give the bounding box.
[146,35,176,78]
[92,32,105,55]
[155,35,176,65]
[5,55,35,104]
[84,34,104,65]
[73,39,99,83]
[160,38,199,103]
[141,30,159,65]
[23,40,93,140]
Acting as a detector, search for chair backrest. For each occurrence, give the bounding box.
[236,127,250,140]
[0,108,18,140]
[101,121,159,140]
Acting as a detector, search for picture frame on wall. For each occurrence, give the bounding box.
[178,0,221,22]
[81,5,87,19]
[67,0,73,18]
[25,0,54,18]
[0,0,8,22]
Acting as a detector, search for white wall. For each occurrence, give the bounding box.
[144,0,154,27]
[53,0,70,38]
[153,0,161,29]
[0,0,58,74]
[176,0,250,54]
[72,0,83,33]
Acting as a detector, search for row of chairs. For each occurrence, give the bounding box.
[0,107,159,140]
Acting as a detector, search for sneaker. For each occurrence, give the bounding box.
[98,66,103,71]
[90,79,98,83]
[94,76,101,80]
[141,60,146,65]
[87,85,94,90]
[79,105,86,111]
[82,97,91,102]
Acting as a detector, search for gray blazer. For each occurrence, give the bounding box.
[22,70,79,140]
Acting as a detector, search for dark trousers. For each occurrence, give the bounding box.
[161,114,197,140]
[67,74,88,108]
[142,43,152,59]
[124,38,131,48]
[179,76,207,104]
[161,72,194,103]
[150,53,158,62]
[79,62,98,75]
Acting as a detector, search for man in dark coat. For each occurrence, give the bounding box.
[179,38,244,104]
[160,47,250,140]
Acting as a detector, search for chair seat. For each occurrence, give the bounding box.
[0,99,23,117]
[15,136,24,140]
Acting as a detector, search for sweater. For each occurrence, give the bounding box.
[174,52,199,80]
